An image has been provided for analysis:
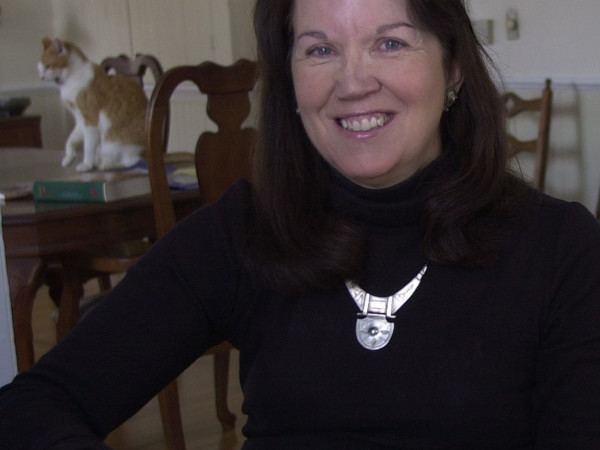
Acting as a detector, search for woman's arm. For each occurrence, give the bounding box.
[533,203,600,449]
[0,182,248,449]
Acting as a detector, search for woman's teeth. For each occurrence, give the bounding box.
[339,114,389,132]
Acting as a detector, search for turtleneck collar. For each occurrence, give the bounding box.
[328,152,452,228]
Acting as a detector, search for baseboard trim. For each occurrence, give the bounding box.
[502,76,600,91]
[1,84,58,94]
[0,82,204,97]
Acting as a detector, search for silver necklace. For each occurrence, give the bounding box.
[345,265,427,350]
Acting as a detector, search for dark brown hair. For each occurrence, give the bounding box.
[249,0,513,293]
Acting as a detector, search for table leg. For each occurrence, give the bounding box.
[56,264,84,341]
[7,257,46,372]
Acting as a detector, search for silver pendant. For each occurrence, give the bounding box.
[356,316,394,350]
[346,265,427,350]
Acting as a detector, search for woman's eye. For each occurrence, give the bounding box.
[379,39,404,51]
[307,46,334,57]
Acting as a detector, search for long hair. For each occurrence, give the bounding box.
[250,0,513,293]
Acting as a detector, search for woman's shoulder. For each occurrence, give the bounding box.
[179,178,253,227]
[146,179,254,258]
[220,178,254,202]
[216,178,254,220]
[524,186,596,227]
[505,179,600,247]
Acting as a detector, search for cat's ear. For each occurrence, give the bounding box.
[42,36,53,49]
[53,38,66,54]
[43,37,66,54]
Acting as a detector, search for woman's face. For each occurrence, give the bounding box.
[291,0,460,188]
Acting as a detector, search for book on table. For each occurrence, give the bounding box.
[33,171,151,203]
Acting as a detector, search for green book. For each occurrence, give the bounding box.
[33,171,151,203]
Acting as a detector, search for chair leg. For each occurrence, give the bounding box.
[56,265,84,341]
[97,274,112,292]
[44,266,63,307]
[158,381,187,450]
[214,350,236,430]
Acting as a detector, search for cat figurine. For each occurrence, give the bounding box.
[38,37,147,172]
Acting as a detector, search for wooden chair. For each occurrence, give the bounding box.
[51,52,174,444]
[101,53,164,88]
[57,58,258,450]
[143,58,257,449]
[503,78,553,191]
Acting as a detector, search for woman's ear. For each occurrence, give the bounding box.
[448,62,464,93]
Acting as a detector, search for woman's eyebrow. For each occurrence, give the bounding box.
[296,30,328,42]
[376,21,415,34]
[295,21,414,43]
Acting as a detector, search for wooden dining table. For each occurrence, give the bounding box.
[0,148,201,372]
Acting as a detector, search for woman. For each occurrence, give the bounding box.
[1,0,599,448]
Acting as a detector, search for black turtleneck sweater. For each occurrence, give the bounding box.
[1,161,600,450]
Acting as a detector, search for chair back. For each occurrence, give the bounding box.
[100,53,164,86]
[145,59,258,238]
[502,78,553,191]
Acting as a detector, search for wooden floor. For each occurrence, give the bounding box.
[32,282,246,450]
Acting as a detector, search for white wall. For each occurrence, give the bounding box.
[51,0,132,63]
[0,0,54,86]
[0,0,66,149]
[469,0,600,211]
[468,0,600,82]
[229,0,257,61]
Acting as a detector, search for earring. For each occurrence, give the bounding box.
[444,88,458,111]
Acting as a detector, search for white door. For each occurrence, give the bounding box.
[0,194,17,386]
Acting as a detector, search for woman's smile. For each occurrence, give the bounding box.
[336,112,393,133]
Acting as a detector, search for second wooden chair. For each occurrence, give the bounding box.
[503,78,553,191]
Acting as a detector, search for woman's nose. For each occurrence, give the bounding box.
[334,52,381,100]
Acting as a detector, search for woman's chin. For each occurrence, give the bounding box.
[342,171,394,189]
[337,165,408,189]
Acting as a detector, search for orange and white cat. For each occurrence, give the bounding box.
[38,37,147,171]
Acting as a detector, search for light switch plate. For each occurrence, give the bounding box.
[506,8,520,40]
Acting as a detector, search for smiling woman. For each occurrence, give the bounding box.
[0,1,600,449]
[251,0,509,292]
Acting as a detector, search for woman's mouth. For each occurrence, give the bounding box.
[337,113,393,132]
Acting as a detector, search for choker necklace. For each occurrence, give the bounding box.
[345,265,428,350]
